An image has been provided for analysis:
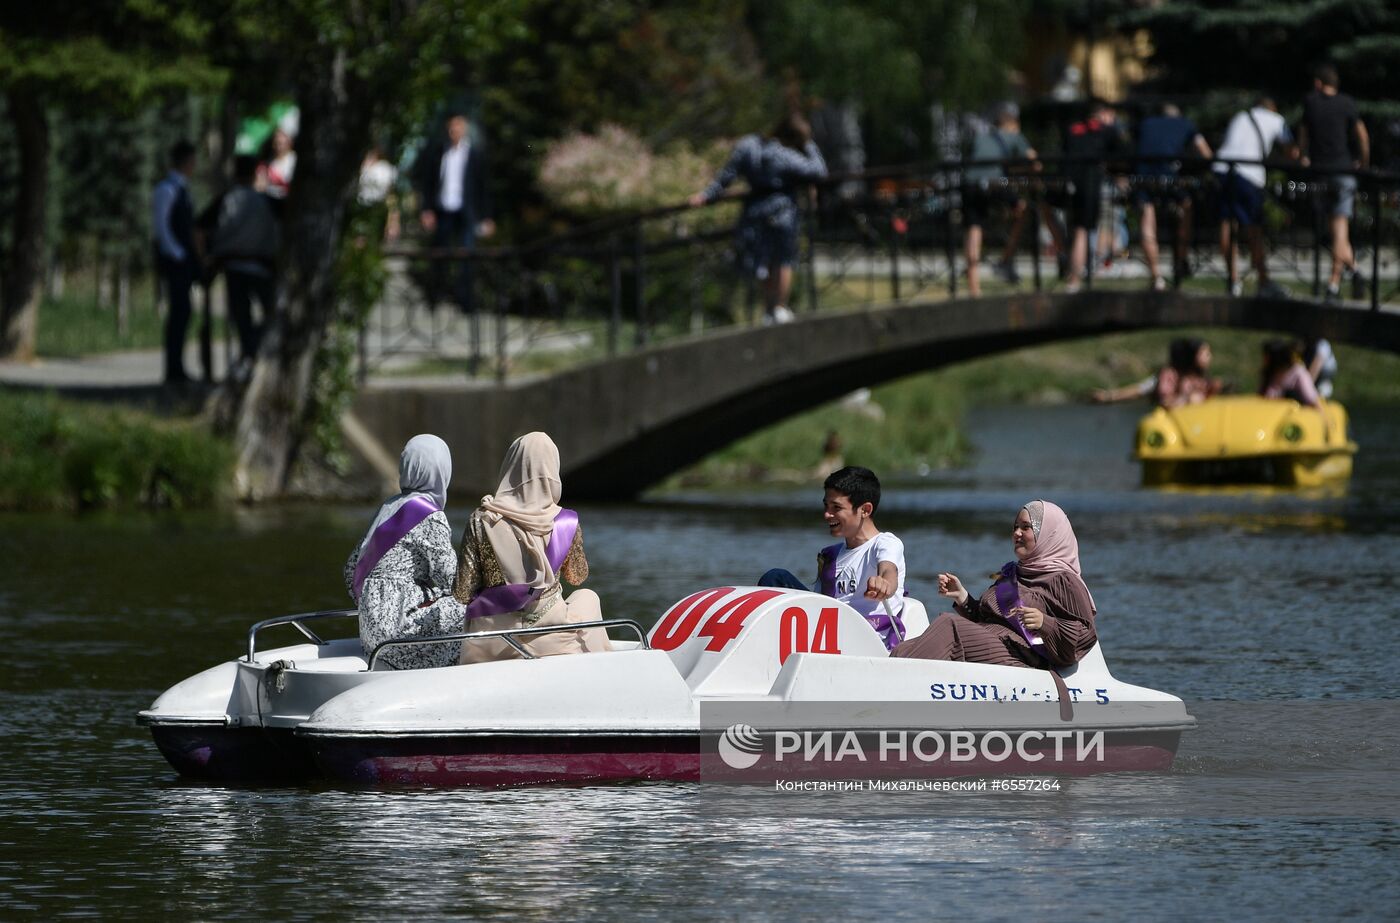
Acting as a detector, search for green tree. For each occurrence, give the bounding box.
[213,0,524,498]
[1119,0,1400,124]
[470,0,770,227]
[0,2,224,360]
[750,0,1032,163]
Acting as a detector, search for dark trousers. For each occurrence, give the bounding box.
[430,209,476,314]
[758,568,810,590]
[159,257,195,382]
[226,269,275,359]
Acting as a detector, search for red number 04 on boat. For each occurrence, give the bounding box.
[650,588,782,652]
[779,606,841,664]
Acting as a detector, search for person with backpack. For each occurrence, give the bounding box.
[1212,97,1295,299]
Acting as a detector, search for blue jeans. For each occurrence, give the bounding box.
[757,568,809,590]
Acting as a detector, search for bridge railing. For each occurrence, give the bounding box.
[359,156,1400,382]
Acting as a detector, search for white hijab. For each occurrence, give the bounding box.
[479,432,562,589]
[357,434,452,554]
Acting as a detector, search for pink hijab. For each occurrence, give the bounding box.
[1015,499,1096,612]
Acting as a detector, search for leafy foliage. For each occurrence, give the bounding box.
[750,0,1032,162]
[1119,0,1400,123]
[0,391,233,510]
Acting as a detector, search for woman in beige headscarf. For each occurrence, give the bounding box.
[452,432,612,662]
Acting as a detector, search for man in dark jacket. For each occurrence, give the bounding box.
[198,155,279,363]
[415,112,495,313]
[1063,100,1128,293]
[152,140,198,384]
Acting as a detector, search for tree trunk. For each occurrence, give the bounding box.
[96,250,112,310]
[1,88,50,362]
[219,49,372,499]
[116,258,131,337]
[47,254,65,298]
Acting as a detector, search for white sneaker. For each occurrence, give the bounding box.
[1229,281,1243,297]
[766,305,795,325]
[1151,276,1167,292]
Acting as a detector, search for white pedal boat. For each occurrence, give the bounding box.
[138,586,1194,786]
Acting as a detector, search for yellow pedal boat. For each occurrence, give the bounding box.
[1134,395,1357,487]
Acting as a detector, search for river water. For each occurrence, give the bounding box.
[2,404,1398,919]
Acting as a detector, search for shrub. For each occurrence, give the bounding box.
[0,392,234,510]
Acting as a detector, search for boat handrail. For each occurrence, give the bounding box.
[366,619,651,671]
[246,609,358,663]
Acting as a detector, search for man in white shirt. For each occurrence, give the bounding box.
[415,112,495,313]
[1212,97,1295,298]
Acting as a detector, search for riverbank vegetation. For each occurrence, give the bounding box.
[4,326,1399,508]
[0,392,232,511]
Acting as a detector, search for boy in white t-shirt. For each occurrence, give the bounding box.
[758,466,908,649]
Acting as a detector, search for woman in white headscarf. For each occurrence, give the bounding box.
[452,432,611,663]
[344,434,467,670]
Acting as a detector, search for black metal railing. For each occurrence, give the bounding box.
[357,155,1400,383]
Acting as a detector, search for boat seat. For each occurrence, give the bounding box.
[293,655,371,673]
[1057,642,1107,679]
[898,597,930,642]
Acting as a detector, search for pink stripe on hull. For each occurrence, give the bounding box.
[330,749,702,786]
[313,735,1181,786]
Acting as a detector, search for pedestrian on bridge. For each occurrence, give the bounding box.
[1299,65,1370,303]
[690,112,827,325]
[151,140,198,385]
[962,102,1040,297]
[1212,97,1294,299]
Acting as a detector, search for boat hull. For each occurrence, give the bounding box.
[1141,451,1354,488]
[306,728,1185,787]
[1135,396,1356,488]
[149,725,319,784]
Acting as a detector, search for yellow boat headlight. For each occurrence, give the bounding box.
[1281,423,1304,443]
[1144,430,1166,449]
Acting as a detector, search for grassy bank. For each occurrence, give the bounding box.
[666,327,1400,488]
[34,275,234,358]
[0,392,233,511]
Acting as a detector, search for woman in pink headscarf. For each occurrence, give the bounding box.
[891,500,1097,668]
[452,432,612,663]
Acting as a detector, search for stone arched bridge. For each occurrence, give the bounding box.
[351,291,1400,499]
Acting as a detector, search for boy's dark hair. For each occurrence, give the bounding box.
[1314,64,1339,88]
[824,466,880,513]
[233,154,258,183]
[169,140,196,169]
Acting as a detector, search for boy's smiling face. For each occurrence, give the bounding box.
[823,488,871,541]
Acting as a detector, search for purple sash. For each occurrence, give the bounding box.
[819,541,905,650]
[993,562,1047,657]
[865,604,907,652]
[352,495,441,602]
[817,542,843,597]
[464,508,580,620]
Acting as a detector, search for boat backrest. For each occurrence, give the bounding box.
[899,597,930,642]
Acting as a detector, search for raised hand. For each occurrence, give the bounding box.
[864,574,894,601]
[937,572,968,606]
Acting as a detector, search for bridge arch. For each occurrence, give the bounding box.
[352,291,1400,499]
